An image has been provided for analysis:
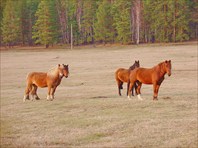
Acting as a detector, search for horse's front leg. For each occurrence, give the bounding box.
[127,81,135,100]
[47,86,52,101]
[136,82,143,100]
[23,83,32,102]
[51,86,57,100]
[153,84,160,100]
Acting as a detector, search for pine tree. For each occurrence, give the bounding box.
[32,0,58,48]
[94,0,115,44]
[143,0,190,42]
[81,0,98,44]
[112,0,131,44]
[55,0,69,44]
[0,0,7,46]
[1,0,20,47]
[186,0,197,40]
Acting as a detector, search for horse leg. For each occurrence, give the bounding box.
[153,84,160,100]
[31,84,40,100]
[134,82,138,96]
[131,83,137,96]
[127,81,135,99]
[51,86,57,100]
[47,86,52,101]
[117,80,123,96]
[23,83,32,102]
[136,82,143,100]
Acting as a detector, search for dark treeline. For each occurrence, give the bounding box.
[1,0,198,48]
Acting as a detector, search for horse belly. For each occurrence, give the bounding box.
[137,70,153,84]
[31,73,47,88]
[35,80,47,88]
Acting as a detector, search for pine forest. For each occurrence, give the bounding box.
[0,0,198,48]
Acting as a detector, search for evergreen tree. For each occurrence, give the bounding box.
[32,0,58,48]
[81,0,98,44]
[1,0,20,47]
[112,0,131,44]
[94,0,115,44]
[0,0,7,46]
[143,0,190,42]
[55,0,69,44]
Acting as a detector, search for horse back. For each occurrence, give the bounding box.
[115,68,130,82]
[27,72,47,87]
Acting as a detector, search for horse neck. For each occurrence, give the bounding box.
[47,68,61,79]
[155,63,167,77]
[129,65,135,70]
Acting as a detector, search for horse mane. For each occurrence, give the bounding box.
[155,61,166,74]
[47,66,59,76]
[129,64,136,70]
[157,62,165,67]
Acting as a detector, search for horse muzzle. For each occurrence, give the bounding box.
[168,73,171,76]
[65,76,68,78]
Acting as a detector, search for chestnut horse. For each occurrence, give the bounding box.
[23,64,69,102]
[127,60,171,100]
[115,60,140,96]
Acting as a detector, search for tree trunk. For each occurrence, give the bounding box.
[173,0,177,42]
[131,0,141,44]
[56,0,68,44]
[76,0,82,32]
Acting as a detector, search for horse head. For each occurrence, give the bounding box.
[164,60,171,76]
[135,60,140,68]
[58,64,69,78]
[129,60,140,70]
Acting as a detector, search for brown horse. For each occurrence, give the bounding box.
[23,64,69,102]
[115,60,140,96]
[127,60,171,100]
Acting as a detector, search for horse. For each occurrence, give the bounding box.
[115,60,140,96]
[23,64,69,102]
[127,60,171,100]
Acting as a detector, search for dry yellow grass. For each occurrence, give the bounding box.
[1,43,197,147]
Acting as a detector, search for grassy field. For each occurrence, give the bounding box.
[1,43,197,147]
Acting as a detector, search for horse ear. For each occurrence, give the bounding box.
[165,60,168,63]
[58,64,60,67]
[169,60,171,63]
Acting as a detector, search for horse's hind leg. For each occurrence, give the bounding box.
[117,80,123,96]
[23,83,32,102]
[31,84,40,100]
[131,83,137,96]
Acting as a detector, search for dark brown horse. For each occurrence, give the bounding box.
[115,60,140,96]
[23,64,69,102]
[127,60,171,100]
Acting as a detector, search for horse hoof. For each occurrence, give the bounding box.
[23,95,29,102]
[35,97,40,100]
[137,94,143,100]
